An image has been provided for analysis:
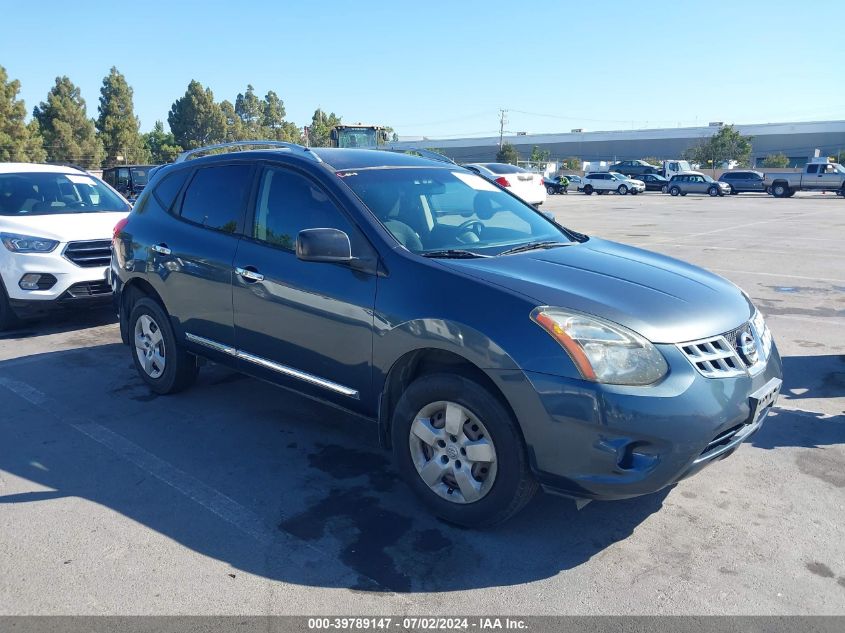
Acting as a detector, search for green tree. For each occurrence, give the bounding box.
[307,108,341,147]
[219,100,244,141]
[96,67,149,166]
[559,156,582,171]
[0,65,46,162]
[529,145,550,170]
[496,142,519,164]
[761,153,789,168]
[167,80,226,149]
[684,124,752,171]
[262,91,300,142]
[836,150,845,165]
[234,84,264,139]
[142,121,182,164]
[33,76,103,168]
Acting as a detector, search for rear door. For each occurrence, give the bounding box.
[158,162,253,355]
[232,163,378,413]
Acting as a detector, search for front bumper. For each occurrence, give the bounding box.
[512,343,783,500]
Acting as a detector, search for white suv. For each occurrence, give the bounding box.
[0,163,131,329]
[582,171,645,195]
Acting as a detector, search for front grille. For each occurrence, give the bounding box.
[63,281,112,298]
[64,240,111,267]
[678,317,770,379]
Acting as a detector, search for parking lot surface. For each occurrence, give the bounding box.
[1,191,843,615]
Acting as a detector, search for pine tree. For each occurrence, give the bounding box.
[262,91,301,142]
[0,65,46,162]
[307,108,341,147]
[96,67,149,166]
[234,84,263,139]
[167,80,226,149]
[142,121,182,164]
[220,100,244,141]
[33,76,104,168]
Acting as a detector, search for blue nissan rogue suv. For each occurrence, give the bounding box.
[112,141,783,527]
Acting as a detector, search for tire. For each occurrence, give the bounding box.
[583,185,593,195]
[128,297,198,394]
[631,189,639,195]
[391,373,537,528]
[0,281,21,332]
[708,186,719,197]
[617,185,628,195]
[772,183,790,198]
[669,186,681,196]
[730,186,738,195]
[596,190,605,195]
[661,186,668,194]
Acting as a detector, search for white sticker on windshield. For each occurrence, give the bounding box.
[452,171,498,192]
[66,174,96,186]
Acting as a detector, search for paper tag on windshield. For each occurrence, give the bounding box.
[452,171,498,192]
[67,174,97,186]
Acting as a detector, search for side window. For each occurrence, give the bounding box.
[180,164,252,233]
[153,169,190,211]
[117,168,130,189]
[103,170,114,186]
[807,164,818,174]
[253,167,358,252]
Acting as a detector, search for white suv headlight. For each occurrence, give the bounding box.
[531,307,669,385]
[1,233,59,253]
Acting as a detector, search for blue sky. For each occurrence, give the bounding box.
[2,0,843,139]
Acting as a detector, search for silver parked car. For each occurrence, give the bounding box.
[667,172,730,197]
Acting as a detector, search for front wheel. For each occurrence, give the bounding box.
[708,186,719,197]
[129,297,198,394]
[669,186,680,196]
[661,185,668,194]
[617,185,628,195]
[391,374,537,527]
[0,281,21,332]
[583,185,593,195]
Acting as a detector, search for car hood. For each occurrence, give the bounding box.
[0,211,129,243]
[440,238,753,343]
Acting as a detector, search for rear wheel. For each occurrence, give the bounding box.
[546,186,555,195]
[669,186,681,196]
[772,183,790,198]
[0,281,21,332]
[617,185,628,195]
[391,373,537,527]
[129,297,198,394]
[583,185,593,195]
[661,185,668,194]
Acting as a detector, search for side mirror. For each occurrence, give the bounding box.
[296,228,353,263]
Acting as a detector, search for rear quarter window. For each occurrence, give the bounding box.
[179,164,253,233]
[153,169,190,211]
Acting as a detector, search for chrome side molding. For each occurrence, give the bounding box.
[185,332,359,399]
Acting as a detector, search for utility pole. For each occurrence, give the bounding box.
[498,109,508,149]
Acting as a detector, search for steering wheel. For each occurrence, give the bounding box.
[457,219,484,237]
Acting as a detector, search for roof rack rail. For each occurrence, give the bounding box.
[380,147,457,165]
[174,140,323,164]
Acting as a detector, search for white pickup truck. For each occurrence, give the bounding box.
[764,160,845,197]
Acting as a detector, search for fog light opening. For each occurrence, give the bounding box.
[18,273,56,291]
[617,441,658,471]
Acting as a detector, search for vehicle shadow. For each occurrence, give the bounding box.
[0,342,668,594]
[0,306,116,342]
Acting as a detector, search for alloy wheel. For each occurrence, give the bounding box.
[408,400,498,504]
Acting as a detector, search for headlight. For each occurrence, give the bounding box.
[531,307,668,385]
[1,233,59,253]
[751,309,773,358]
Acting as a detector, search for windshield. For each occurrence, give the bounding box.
[702,174,715,183]
[130,167,153,186]
[610,172,626,180]
[0,172,130,216]
[340,168,572,256]
[336,128,379,148]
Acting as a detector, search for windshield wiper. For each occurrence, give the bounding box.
[499,241,571,256]
[421,249,491,259]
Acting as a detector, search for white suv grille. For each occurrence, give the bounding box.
[678,312,772,379]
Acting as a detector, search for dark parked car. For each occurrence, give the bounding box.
[639,173,669,192]
[543,175,569,194]
[112,141,782,527]
[719,170,766,194]
[102,165,155,201]
[608,160,660,177]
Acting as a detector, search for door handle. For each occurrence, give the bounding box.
[235,266,265,282]
[151,243,171,255]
